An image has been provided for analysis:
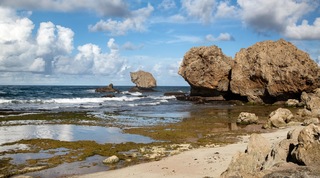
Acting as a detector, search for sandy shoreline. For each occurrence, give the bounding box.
[72,126,301,178]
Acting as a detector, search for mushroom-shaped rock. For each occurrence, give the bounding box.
[130,70,156,89]
[178,45,233,97]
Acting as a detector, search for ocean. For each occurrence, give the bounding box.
[0,85,190,115]
[0,85,196,144]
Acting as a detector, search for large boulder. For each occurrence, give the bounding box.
[130,70,156,89]
[178,45,233,97]
[264,108,294,129]
[301,90,320,117]
[291,124,320,167]
[230,39,320,103]
[221,134,271,178]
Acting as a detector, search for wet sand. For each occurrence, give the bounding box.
[72,126,302,178]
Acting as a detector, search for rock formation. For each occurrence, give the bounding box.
[95,83,119,93]
[263,108,294,129]
[178,45,233,97]
[230,39,320,103]
[221,134,271,177]
[222,124,320,177]
[130,70,156,91]
[179,39,320,104]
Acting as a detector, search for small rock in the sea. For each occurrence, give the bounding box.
[103,155,120,164]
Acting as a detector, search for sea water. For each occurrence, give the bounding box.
[0,85,191,144]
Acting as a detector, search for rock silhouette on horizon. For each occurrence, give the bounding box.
[95,83,119,93]
[179,39,320,104]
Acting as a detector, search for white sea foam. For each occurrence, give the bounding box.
[85,89,95,93]
[150,96,176,100]
[0,99,12,104]
[130,92,143,96]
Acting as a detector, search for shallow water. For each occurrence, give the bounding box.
[0,124,154,145]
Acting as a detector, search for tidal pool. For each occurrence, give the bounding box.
[0,124,154,145]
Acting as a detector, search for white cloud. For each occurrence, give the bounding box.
[215,1,238,18]
[158,0,176,10]
[29,58,46,72]
[237,0,317,36]
[181,0,217,24]
[89,3,154,36]
[285,18,320,40]
[53,39,127,75]
[0,6,126,77]
[205,33,235,42]
[0,0,129,17]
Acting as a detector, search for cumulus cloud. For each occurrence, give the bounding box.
[53,38,126,75]
[205,33,235,42]
[89,3,154,36]
[285,18,320,40]
[0,0,129,17]
[0,6,39,72]
[215,1,238,18]
[0,6,127,77]
[237,0,318,39]
[181,0,216,24]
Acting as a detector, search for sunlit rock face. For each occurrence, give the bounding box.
[178,45,233,97]
[179,39,320,104]
[130,70,157,89]
[230,39,320,103]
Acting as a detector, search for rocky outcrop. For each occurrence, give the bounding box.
[179,39,320,104]
[230,39,320,103]
[222,125,320,177]
[236,112,259,125]
[95,83,118,93]
[221,134,271,178]
[301,89,320,117]
[291,124,320,166]
[178,45,233,97]
[130,70,156,90]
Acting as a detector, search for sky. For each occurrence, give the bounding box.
[0,0,319,86]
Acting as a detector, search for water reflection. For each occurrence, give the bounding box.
[0,125,154,145]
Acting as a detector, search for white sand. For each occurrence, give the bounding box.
[73,126,301,178]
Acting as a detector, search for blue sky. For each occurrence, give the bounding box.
[0,0,319,86]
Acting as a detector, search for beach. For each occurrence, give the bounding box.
[74,126,300,178]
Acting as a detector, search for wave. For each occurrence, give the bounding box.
[0,96,143,105]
